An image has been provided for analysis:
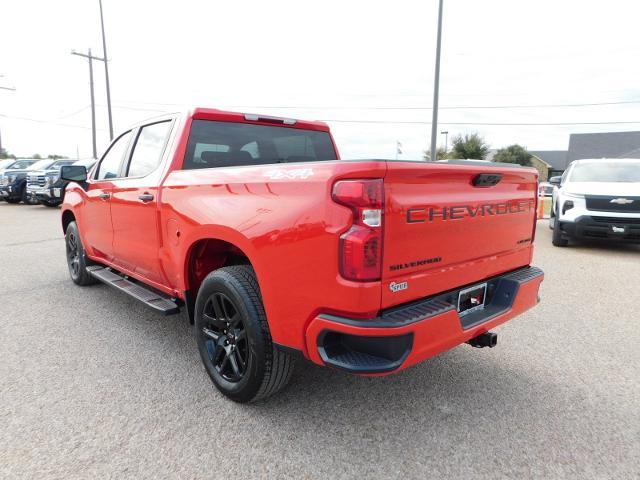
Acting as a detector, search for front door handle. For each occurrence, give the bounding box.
[99,192,110,200]
[138,193,154,203]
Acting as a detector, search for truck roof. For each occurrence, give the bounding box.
[122,108,331,134]
[190,107,331,132]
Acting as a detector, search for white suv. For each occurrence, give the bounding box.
[549,158,640,246]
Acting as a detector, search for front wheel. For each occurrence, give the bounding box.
[552,219,569,247]
[65,221,98,285]
[195,265,294,403]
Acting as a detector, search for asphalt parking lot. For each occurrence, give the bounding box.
[1,202,639,479]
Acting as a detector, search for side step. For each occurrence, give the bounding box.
[87,266,180,315]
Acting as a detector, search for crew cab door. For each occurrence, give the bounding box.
[82,130,133,261]
[110,120,174,288]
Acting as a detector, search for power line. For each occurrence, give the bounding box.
[318,119,640,126]
[4,112,640,129]
[54,104,165,120]
[219,100,640,111]
[110,99,640,111]
[0,113,104,131]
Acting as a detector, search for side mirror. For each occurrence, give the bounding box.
[549,176,562,186]
[60,165,88,182]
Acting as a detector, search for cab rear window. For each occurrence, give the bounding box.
[183,120,337,170]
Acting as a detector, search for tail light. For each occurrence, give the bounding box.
[332,179,384,281]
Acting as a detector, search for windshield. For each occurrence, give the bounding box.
[7,160,36,170]
[73,158,97,167]
[569,162,640,182]
[48,160,75,171]
[27,160,55,170]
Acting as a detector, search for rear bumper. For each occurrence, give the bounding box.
[305,266,544,374]
[559,216,640,242]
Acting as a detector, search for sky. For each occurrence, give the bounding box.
[1,0,639,160]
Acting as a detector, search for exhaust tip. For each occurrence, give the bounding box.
[467,331,497,348]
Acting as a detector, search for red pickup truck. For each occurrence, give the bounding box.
[60,108,543,402]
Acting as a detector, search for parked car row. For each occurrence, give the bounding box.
[0,158,96,207]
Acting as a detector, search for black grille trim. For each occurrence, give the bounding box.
[591,216,640,225]
[586,195,640,213]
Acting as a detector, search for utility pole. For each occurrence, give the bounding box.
[429,0,444,162]
[98,0,114,140]
[72,49,105,159]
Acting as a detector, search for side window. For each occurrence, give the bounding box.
[96,131,132,180]
[127,121,172,178]
[240,141,259,159]
[272,135,315,161]
[191,143,230,167]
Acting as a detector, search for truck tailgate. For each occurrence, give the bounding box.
[381,161,538,309]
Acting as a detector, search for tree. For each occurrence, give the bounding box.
[449,133,489,160]
[493,144,532,167]
[47,154,67,159]
[0,148,16,159]
[32,153,42,159]
[423,146,449,161]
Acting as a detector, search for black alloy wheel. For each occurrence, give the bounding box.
[66,230,81,279]
[200,292,249,382]
[194,265,294,402]
[64,221,97,286]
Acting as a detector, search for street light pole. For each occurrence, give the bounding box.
[429,0,444,162]
[98,0,114,141]
[441,130,449,154]
[72,49,105,159]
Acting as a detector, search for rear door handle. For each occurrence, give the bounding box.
[138,193,154,203]
[99,192,110,200]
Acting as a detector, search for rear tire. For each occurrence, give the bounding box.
[65,221,98,285]
[195,265,294,403]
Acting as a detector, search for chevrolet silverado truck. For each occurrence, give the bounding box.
[549,158,640,246]
[26,159,77,206]
[27,158,95,207]
[60,108,544,402]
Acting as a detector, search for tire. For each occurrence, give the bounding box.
[552,218,569,247]
[20,186,31,204]
[65,221,98,286]
[5,198,20,204]
[43,200,61,207]
[194,265,294,403]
